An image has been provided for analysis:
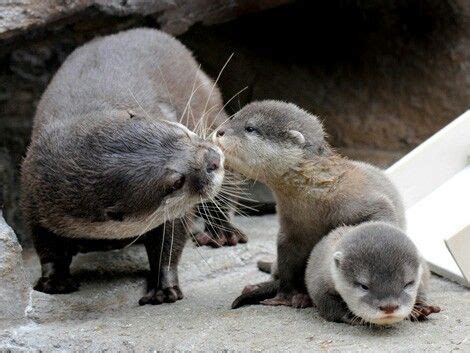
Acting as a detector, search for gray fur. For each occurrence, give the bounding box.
[217,100,436,320]
[306,222,430,325]
[21,28,229,302]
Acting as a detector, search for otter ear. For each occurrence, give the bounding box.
[333,251,342,268]
[288,130,305,145]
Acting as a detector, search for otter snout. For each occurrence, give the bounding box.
[206,148,221,173]
[379,304,399,314]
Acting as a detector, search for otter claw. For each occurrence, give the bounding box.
[409,303,441,321]
[291,293,313,308]
[260,292,312,308]
[194,227,248,248]
[242,284,260,295]
[139,286,184,305]
[34,276,80,294]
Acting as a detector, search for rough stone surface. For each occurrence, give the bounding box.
[0,213,30,320]
[0,215,468,350]
[0,0,291,40]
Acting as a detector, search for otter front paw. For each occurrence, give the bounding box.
[195,225,248,247]
[139,286,184,306]
[261,292,312,308]
[34,276,80,294]
[409,303,441,321]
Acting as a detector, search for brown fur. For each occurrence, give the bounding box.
[214,100,405,308]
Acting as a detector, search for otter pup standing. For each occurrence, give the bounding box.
[21,28,232,304]
[215,101,438,321]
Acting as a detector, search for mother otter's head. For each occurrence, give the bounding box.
[213,100,329,184]
[25,114,224,238]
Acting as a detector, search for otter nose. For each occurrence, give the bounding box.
[379,305,399,314]
[206,149,220,173]
[216,129,225,137]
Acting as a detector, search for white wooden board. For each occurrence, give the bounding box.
[387,110,470,287]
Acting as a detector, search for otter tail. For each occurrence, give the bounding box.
[257,260,273,274]
[231,280,279,309]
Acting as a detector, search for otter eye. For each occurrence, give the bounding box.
[355,282,369,291]
[404,280,415,289]
[245,126,258,133]
[170,175,185,192]
[106,211,124,222]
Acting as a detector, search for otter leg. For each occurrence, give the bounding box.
[316,292,359,325]
[195,199,247,247]
[32,226,79,294]
[139,219,187,305]
[408,292,441,321]
[231,280,279,309]
[261,235,312,308]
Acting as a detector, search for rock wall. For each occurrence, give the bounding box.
[1,0,469,243]
[0,213,30,320]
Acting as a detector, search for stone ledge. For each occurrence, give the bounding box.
[0,0,292,40]
[0,213,30,320]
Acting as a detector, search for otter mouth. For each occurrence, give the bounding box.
[367,315,406,326]
[198,168,225,200]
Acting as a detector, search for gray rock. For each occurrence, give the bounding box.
[0,213,30,320]
[0,215,468,351]
[0,0,292,40]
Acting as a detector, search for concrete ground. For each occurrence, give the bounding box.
[0,215,469,351]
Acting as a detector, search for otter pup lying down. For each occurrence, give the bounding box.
[214,100,440,324]
[305,222,440,325]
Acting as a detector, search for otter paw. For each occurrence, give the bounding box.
[409,303,441,321]
[34,276,80,294]
[291,293,313,308]
[260,294,292,307]
[139,286,184,306]
[242,284,260,295]
[194,226,248,248]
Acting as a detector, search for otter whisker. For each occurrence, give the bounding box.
[168,217,175,268]
[205,86,249,138]
[201,53,234,136]
[157,214,167,289]
[181,216,214,269]
[179,64,203,125]
[198,198,225,242]
[184,82,208,128]
[127,87,153,120]
[217,193,257,213]
[155,63,174,107]
[196,102,221,138]
[218,188,258,204]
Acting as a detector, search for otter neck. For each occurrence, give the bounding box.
[268,153,348,201]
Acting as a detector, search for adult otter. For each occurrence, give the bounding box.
[215,100,438,320]
[21,28,240,304]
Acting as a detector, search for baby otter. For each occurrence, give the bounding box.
[21,28,234,304]
[306,222,440,325]
[215,100,438,320]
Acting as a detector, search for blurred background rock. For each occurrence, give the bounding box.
[0,0,468,244]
